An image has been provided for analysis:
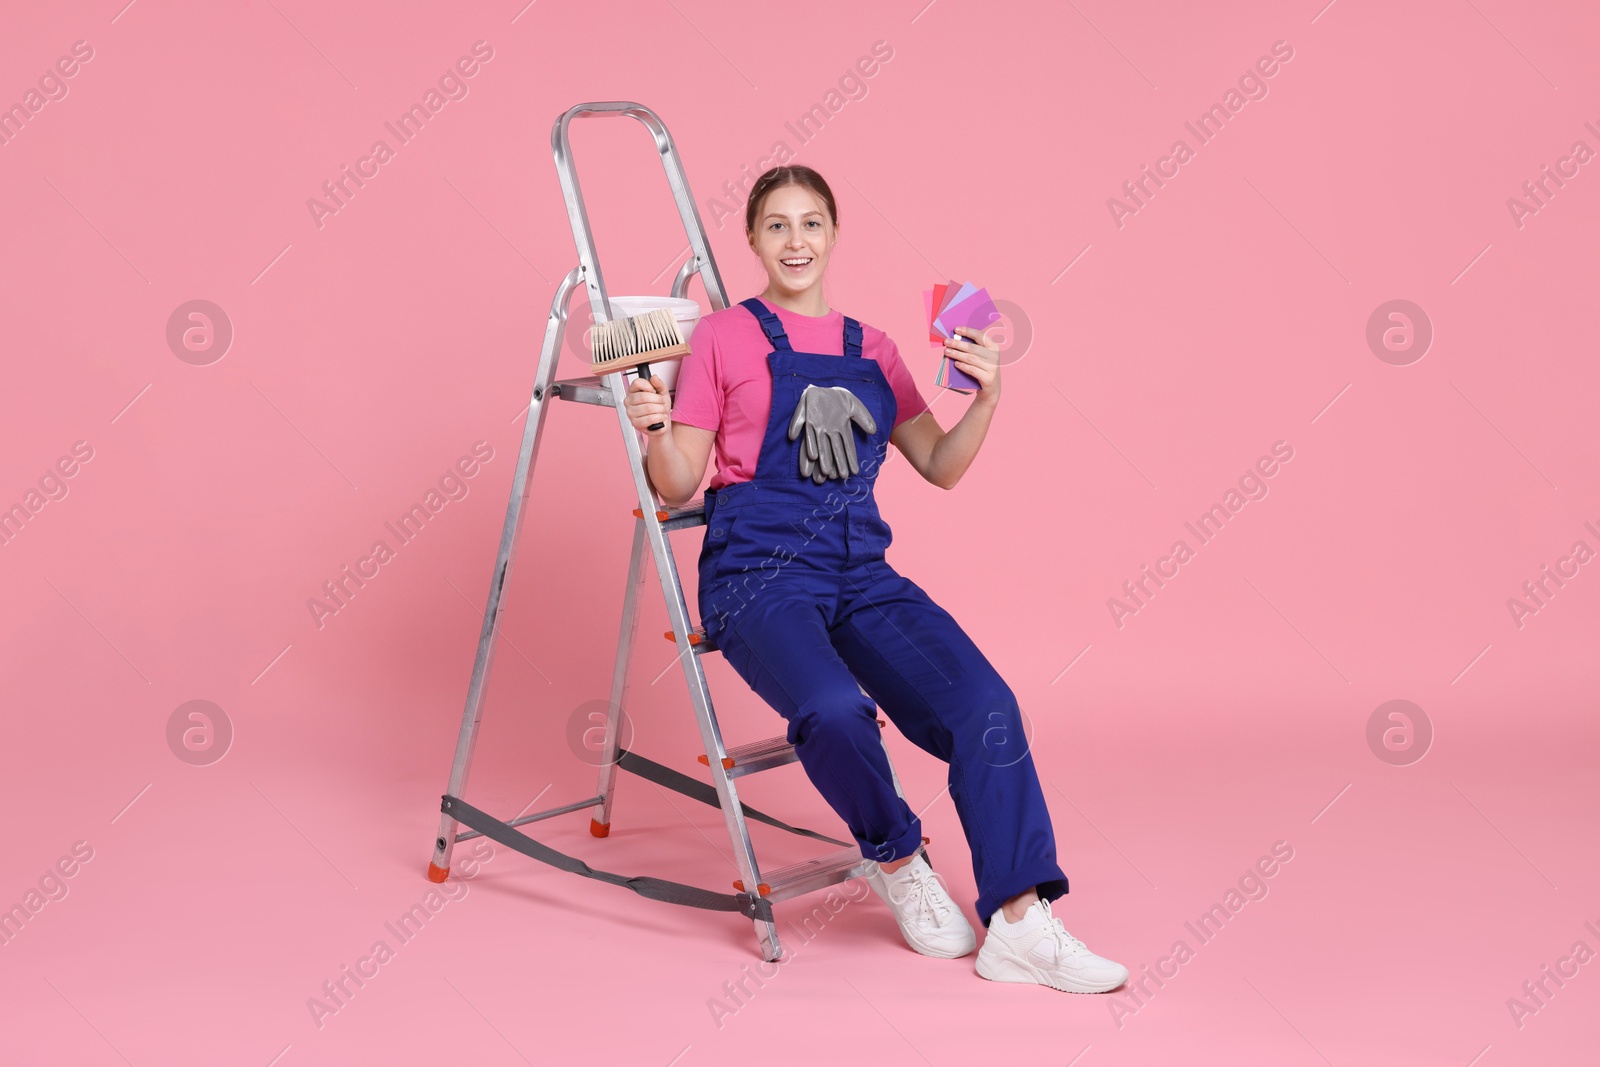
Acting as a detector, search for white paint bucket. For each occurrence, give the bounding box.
[606,295,703,393]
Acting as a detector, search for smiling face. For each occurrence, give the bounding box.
[747,183,837,305]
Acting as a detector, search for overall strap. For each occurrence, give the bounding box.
[739,297,791,352]
[843,316,863,358]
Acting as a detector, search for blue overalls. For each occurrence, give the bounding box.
[695,297,1069,930]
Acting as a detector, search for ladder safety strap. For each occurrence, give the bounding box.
[441,794,777,922]
[615,748,852,848]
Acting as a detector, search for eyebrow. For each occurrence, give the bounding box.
[763,210,823,221]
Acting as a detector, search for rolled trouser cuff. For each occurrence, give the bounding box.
[976,860,1070,930]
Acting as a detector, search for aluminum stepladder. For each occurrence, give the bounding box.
[425,101,927,962]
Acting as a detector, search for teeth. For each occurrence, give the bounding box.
[782,258,811,266]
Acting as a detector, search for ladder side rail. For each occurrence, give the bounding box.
[430,267,584,878]
[589,513,651,833]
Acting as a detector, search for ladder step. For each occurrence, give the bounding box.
[633,499,707,532]
[734,845,860,902]
[548,374,615,407]
[734,835,930,904]
[701,719,885,778]
[665,624,718,653]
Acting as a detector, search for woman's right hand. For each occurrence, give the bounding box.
[623,373,673,436]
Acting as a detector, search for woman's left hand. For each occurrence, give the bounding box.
[945,326,1001,403]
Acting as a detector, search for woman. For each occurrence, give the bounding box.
[623,165,1127,994]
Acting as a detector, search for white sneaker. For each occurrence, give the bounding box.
[975,897,1129,993]
[863,853,977,958]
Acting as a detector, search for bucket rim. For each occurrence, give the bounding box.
[606,294,703,315]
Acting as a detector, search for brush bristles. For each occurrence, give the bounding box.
[590,308,685,365]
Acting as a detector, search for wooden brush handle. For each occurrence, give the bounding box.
[590,342,690,375]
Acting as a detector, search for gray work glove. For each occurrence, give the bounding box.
[787,383,877,484]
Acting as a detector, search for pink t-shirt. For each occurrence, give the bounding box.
[670,298,930,489]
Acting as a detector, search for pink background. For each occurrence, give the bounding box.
[3,0,1598,1064]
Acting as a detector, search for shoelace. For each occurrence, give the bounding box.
[1032,898,1089,958]
[885,862,954,925]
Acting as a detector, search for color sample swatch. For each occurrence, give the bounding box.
[923,281,999,393]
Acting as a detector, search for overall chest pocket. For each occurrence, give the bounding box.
[782,368,878,388]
